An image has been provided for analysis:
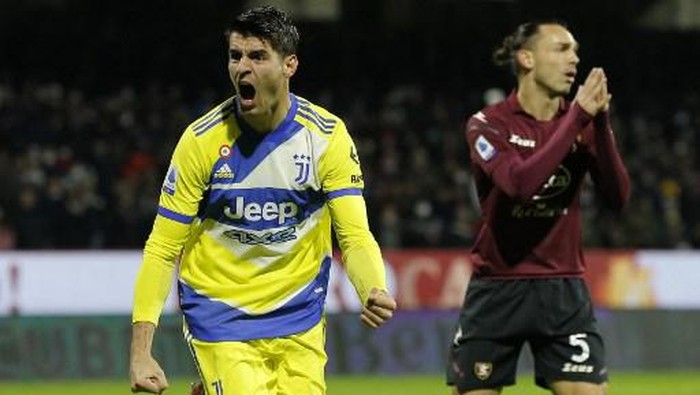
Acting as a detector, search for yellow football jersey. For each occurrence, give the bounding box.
[133,94,380,341]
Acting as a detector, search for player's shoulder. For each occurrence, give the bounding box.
[469,100,510,125]
[187,97,236,138]
[466,101,511,137]
[294,95,345,137]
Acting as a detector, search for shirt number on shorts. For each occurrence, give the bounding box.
[569,333,590,363]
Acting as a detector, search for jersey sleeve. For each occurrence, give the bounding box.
[157,128,210,221]
[587,112,630,210]
[318,120,364,198]
[320,121,386,303]
[132,128,210,325]
[328,195,387,304]
[467,104,593,201]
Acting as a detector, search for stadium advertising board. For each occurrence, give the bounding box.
[2,311,698,379]
[0,250,699,316]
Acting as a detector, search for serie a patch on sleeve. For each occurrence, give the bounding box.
[162,164,178,195]
[475,135,497,161]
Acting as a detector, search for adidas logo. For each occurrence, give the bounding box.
[214,163,235,179]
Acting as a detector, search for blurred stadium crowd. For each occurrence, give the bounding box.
[0,80,697,250]
[0,0,698,250]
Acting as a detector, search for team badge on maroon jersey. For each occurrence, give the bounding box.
[474,362,493,380]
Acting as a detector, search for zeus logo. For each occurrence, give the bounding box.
[223,196,298,225]
[294,154,310,184]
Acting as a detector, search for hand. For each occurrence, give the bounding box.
[190,381,204,395]
[130,354,169,394]
[360,288,397,328]
[573,67,610,116]
[598,69,612,113]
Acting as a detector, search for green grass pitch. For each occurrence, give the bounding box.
[1,371,698,394]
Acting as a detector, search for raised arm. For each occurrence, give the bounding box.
[586,72,630,210]
[469,104,592,201]
[469,68,610,201]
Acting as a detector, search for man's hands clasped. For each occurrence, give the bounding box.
[574,67,611,116]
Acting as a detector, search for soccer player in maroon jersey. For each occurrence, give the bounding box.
[446,21,629,395]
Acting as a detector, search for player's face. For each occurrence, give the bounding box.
[227,32,297,117]
[529,24,579,97]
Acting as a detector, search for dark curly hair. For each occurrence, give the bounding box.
[226,6,300,56]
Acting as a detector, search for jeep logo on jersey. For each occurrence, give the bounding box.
[532,165,571,201]
[293,154,310,184]
[223,196,298,226]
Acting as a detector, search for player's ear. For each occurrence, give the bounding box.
[515,49,534,71]
[283,54,298,78]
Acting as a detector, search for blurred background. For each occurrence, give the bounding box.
[0,0,699,389]
[1,0,699,250]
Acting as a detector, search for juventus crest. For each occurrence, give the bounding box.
[293,154,310,184]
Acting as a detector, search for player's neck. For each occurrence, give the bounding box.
[241,93,291,134]
[517,83,561,121]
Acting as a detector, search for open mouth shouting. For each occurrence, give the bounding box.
[237,81,257,110]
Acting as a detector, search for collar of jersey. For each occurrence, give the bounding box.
[234,93,299,138]
[506,89,569,119]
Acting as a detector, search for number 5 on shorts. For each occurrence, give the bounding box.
[569,333,590,363]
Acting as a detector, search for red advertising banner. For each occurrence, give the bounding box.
[332,249,699,311]
[382,249,472,310]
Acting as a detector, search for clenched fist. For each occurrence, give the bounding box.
[360,288,397,329]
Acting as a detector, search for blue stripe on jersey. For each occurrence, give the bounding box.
[326,188,363,200]
[297,103,337,129]
[194,107,235,136]
[297,105,336,128]
[205,187,325,231]
[296,111,333,135]
[297,101,336,125]
[192,99,235,131]
[158,206,195,224]
[230,96,302,182]
[179,256,331,341]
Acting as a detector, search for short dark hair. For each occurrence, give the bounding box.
[226,6,300,56]
[492,20,568,75]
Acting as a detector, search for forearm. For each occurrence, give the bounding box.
[131,321,156,358]
[132,215,189,325]
[342,238,386,304]
[592,112,630,209]
[329,196,387,303]
[491,104,592,200]
[132,253,176,325]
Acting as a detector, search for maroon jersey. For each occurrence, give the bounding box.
[466,92,629,278]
